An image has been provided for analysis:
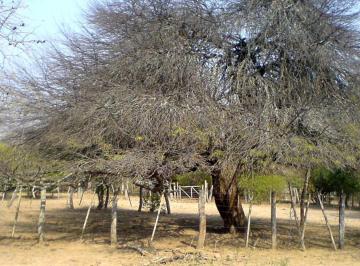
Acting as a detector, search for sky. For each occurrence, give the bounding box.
[22,0,90,40]
[2,0,91,64]
[0,0,91,138]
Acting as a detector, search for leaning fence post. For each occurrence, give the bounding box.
[81,191,96,241]
[317,192,337,250]
[38,187,46,243]
[271,191,277,249]
[150,192,165,243]
[197,187,206,249]
[11,187,23,238]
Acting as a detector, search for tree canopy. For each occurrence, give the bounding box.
[2,0,360,231]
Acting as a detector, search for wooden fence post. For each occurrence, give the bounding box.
[317,192,337,250]
[111,193,119,246]
[197,187,206,249]
[271,191,277,249]
[339,191,345,249]
[81,191,96,241]
[300,193,311,251]
[288,183,305,250]
[38,187,46,243]
[150,192,165,243]
[245,193,253,248]
[11,187,23,238]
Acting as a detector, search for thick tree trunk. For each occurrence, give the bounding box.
[212,168,246,233]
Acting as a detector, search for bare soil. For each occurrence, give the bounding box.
[0,193,359,265]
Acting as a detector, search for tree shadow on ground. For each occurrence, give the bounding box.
[2,205,360,251]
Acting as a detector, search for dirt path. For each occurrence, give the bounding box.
[0,193,359,265]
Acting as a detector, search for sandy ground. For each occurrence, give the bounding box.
[0,192,359,266]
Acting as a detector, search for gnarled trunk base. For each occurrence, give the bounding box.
[212,170,246,233]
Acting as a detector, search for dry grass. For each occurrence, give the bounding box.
[0,193,360,265]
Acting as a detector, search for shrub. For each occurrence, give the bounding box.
[239,175,287,202]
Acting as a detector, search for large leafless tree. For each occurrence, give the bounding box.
[5,0,360,232]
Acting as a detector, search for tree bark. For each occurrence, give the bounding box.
[339,191,345,249]
[212,168,246,233]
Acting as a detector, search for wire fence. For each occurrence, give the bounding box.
[1,189,360,251]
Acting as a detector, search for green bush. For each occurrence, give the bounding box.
[313,167,360,194]
[173,170,211,186]
[239,175,287,202]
